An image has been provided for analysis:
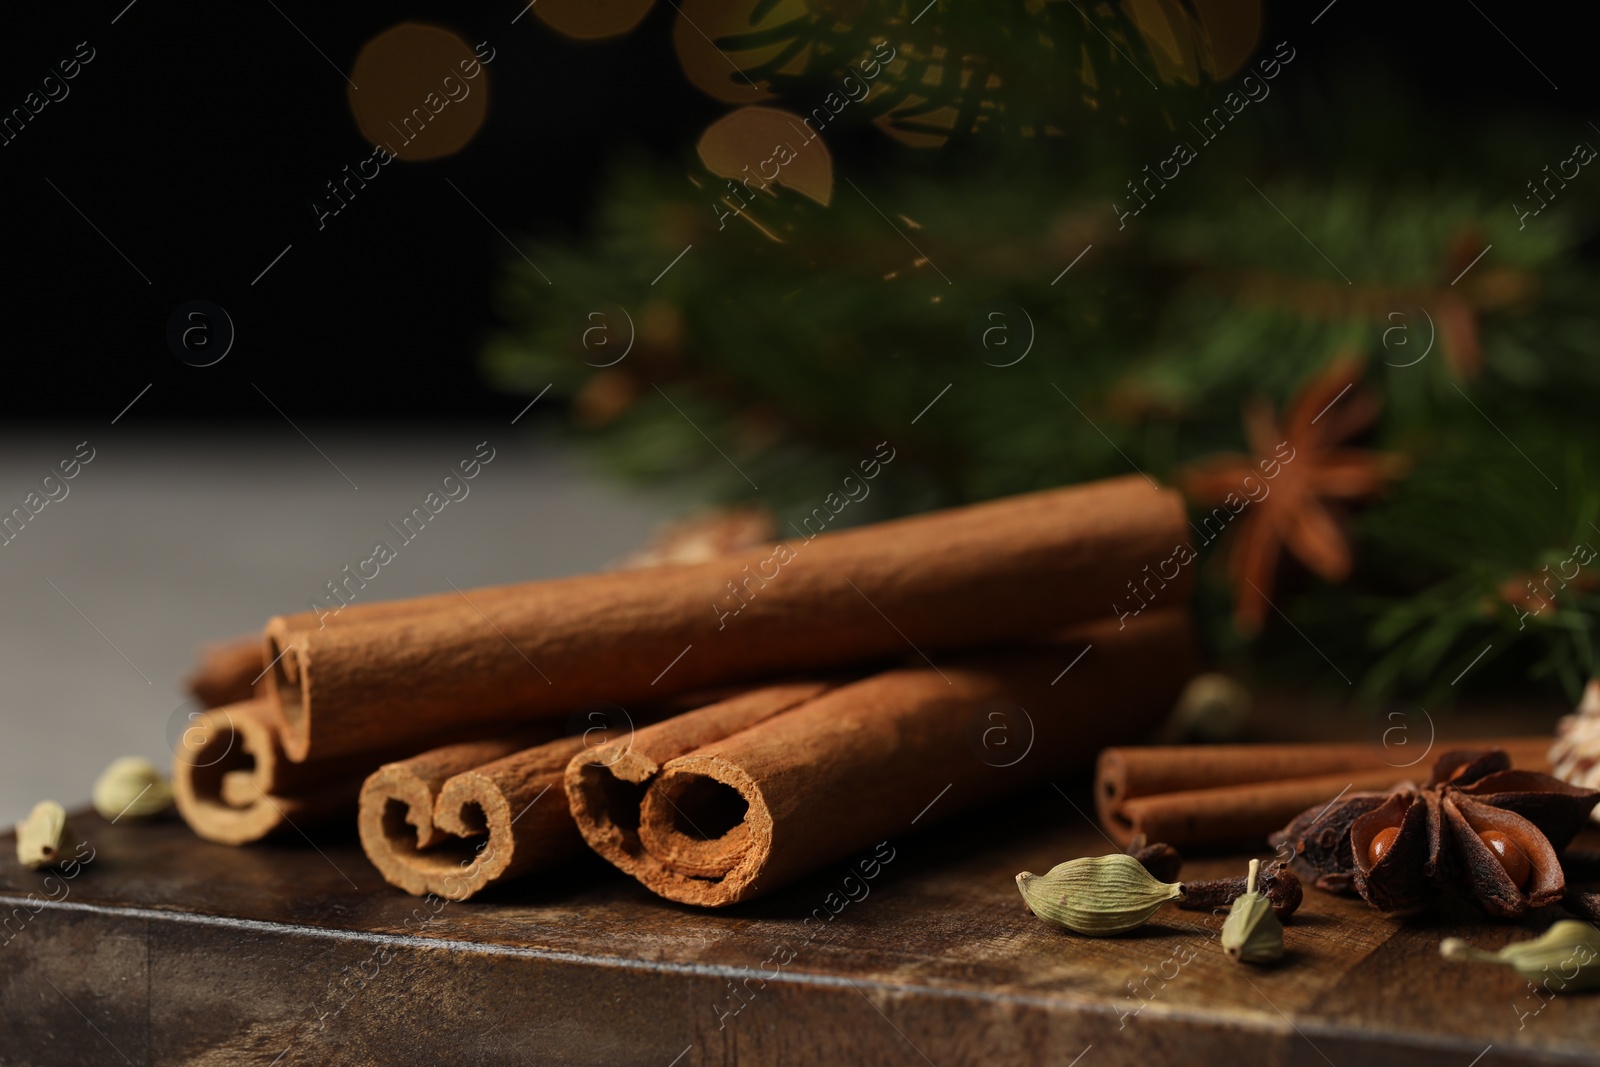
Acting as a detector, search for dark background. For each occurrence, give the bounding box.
[0,1,1585,424]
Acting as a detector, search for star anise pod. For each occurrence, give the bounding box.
[1178,356,1409,634]
[1270,748,1599,918]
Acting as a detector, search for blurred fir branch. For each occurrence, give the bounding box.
[714,0,1180,145]
[483,53,1600,704]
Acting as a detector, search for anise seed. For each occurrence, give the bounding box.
[1480,830,1532,889]
[1368,825,1400,866]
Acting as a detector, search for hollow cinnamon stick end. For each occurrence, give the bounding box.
[430,772,523,901]
[358,765,455,898]
[171,702,286,845]
[632,759,773,908]
[565,748,662,871]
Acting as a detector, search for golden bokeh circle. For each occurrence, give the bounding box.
[348,23,489,162]
[532,0,657,40]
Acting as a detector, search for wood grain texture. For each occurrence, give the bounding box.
[3,795,1597,1066]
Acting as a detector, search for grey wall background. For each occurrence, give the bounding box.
[0,430,671,827]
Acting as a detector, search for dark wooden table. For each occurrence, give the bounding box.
[3,785,1596,1066]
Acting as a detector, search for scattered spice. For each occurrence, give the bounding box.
[15,800,71,870]
[1273,748,1599,917]
[1016,854,1186,937]
[1180,864,1303,921]
[1220,859,1285,964]
[1441,921,1600,991]
[1126,836,1184,884]
[92,756,173,821]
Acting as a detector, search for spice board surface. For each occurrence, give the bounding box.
[2,789,1595,1067]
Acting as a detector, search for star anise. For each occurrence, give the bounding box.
[1271,748,1599,918]
[1179,356,1408,634]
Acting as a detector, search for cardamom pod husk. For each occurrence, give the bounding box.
[92,756,174,820]
[1221,859,1285,964]
[1440,920,1600,990]
[16,800,72,870]
[1016,853,1185,936]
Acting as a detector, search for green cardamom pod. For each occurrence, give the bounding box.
[16,800,71,870]
[1441,921,1600,990]
[1015,853,1185,936]
[1221,859,1284,964]
[92,756,174,820]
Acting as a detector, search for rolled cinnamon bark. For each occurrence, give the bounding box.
[566,681,840,877]
[1104,769,1412,851]
[426,739,593,899]
[1097,738,1554,850]
[268,476,1189,761]
[262,509,782,737]
[171,699,372,844]
[358,731,562,899]
[364,688,824,899]
[185,637,266,709]
[590,610,1193,906]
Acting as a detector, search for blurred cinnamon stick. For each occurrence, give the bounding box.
[171,699,376,844]
[185,637,265,710]
[1096,737,1554,850]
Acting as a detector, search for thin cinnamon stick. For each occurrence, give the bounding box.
[588,610,1193,907]
[267,476,1190,761]
[185,637,265,709]
[1095,737,1554,849]
[357,731,560,898]
[1097,738,1552,812]
[426,739,592,898]
[1105,769,1415,851]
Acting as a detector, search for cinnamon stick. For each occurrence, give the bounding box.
[171,699,373,844]
[583,610,1194,906]
[426,739,594,898]
[185,637,265,709]
[566,681,840,877]
[266,476,1189,761]
[1096,737,1555,850]
[262,510,781,743]
[357,731,561,899]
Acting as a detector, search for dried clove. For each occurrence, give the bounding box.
[1179,863,1302,920]
[1127,838,1184,884]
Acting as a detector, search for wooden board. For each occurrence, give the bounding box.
[2,785,1596,1066]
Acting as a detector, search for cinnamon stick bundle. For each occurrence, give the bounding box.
[574,611,1194,907]
[265,476,1188,762]
[1096,737,1555,850]
[361,686,828,899]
